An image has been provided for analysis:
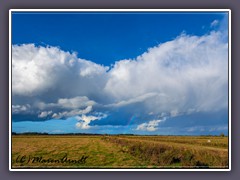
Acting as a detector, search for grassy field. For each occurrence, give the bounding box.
[11,135,228,169]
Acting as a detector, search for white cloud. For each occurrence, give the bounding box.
[209,125,228,132]
[105,92,162,108]
[105,31,228,115]
[170,109,179,117]
[36,96,96,110]
[136,119,165,132]
[75,113,107,129]
[211,20,219,27]
[12,104,31,114]
[58,96,96,109]
[187,125,228,133]
[38,111,52,118]
[75,122,90,129]
[79,60,108,77]
[52,106,93,119]
[32,96,97,120]
[12,44,108,97]
[12,44,73,96]
[12,30,228,127]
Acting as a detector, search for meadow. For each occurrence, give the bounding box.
[11,135,228,169]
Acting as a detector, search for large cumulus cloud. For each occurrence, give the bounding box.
[12,44,109,101]
[12,30,228,131]
[105,31,228,113]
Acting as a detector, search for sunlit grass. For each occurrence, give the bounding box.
[11,135,228,169]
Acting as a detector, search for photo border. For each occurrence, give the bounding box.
[9,9,231,172]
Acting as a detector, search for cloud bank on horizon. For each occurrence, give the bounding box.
[12,15,229,135]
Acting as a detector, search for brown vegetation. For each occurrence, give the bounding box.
[101,136,228,168]
[11,135,228,168]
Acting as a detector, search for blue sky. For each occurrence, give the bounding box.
[12,12,226,66]
[12,11,229,135]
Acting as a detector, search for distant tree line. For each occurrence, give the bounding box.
[11,132,227,137]
[12,132,48,135]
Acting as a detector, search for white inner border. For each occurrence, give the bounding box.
[9,9,231,172]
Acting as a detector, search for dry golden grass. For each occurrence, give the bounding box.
[12,135,143,168]
[103,136,228,168]
[11,135,229,169]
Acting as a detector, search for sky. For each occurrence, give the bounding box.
[11,11,229,135]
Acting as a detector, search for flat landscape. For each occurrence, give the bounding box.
[11,135,228,169]
[11,12,230,170]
